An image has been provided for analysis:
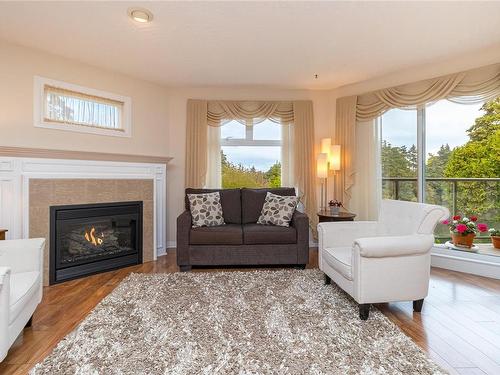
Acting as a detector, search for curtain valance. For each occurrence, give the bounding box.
[356,63,500,121]
[207,101,294,126]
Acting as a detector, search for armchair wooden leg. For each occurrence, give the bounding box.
[25,315,33,328]
[324,274,331,285]
[359,304,370,320]
[179,265,192,272]
[413,298,424,312]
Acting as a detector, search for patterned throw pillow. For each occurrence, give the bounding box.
[188,192,225,228]
[257,192,299,227]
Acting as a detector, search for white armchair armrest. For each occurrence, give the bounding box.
[318,221,378,248]
[0,238,45,274]
[0,266,10,288]
[0,266,10,361]
[354,234,434,258]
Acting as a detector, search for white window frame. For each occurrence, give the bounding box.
[33,76,132,137]
[220,119,281,147]
[416,106,426,202]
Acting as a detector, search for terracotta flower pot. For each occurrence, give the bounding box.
[492,236,500,250]
[451,232,476,248]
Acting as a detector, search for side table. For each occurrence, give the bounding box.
[317,211,356,223]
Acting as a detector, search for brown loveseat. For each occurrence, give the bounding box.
[176,188,309,271]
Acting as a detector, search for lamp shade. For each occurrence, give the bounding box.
[317,153,328,178]
[330,145,341,171]
[320,138,331,156]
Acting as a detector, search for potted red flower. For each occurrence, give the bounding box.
[442,215,488,248]
[489,228,500,249]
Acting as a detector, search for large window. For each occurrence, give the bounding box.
[381,96,500,245]
[381,108,418,202]
[220,119,282,188]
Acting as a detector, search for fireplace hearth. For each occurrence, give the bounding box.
[50,201,143,284]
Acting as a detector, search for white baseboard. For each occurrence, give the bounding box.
[156,241,177,257]
[431,246,500,279]
[156,248,168,257]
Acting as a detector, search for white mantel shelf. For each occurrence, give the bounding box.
[0,153,169,259]
[0,146,173,165]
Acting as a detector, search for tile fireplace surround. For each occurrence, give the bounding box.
[0,147,169,285]
[31,179,153,285]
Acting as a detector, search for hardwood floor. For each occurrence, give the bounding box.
[1,248,499,375]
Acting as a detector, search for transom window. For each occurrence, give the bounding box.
[34,76,131,137]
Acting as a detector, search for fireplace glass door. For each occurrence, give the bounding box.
[50,202,142,284]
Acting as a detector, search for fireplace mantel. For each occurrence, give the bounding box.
[0,146,173,165]
[0,153,167,284]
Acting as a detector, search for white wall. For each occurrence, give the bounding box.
[0,40,334,246]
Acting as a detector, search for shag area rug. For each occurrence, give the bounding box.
[31,269,445,374]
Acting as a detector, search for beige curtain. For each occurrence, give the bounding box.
[185,99,208,188]
[357,63,500,121]
[349,119,381,220]
[206,126,222,188]
[207,101,294,126]
[281,123,294,188]
[292,101,318,235]
[334,96,357,207]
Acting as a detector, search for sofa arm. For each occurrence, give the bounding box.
[354,234,434,258]
[318,221,378,248]
[291,211,308,237]
[176,210,192,266]
[291,211,309,264]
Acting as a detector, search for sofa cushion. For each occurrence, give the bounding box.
[322,247,353,281]
[9,271,40,324]
[243,224,297,245]
[188,192,225,228]
[185,188,241,224]
[257,192,299,227]
[190,224,243,245]
[241,187,296,224]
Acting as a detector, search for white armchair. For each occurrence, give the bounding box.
[0,238,45,361]
[318,200,449,320]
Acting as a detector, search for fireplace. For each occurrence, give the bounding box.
[49,201,143,284]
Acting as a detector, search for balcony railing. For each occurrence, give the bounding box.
[382,177,500,242]
[383,177,499,213]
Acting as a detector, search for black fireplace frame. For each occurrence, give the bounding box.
[49,201,143,285]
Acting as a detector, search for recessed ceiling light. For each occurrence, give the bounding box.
[128,8,153,23]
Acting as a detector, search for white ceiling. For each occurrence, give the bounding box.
[1,1,500,89]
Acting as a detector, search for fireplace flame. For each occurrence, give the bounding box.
[84,227,104,246]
